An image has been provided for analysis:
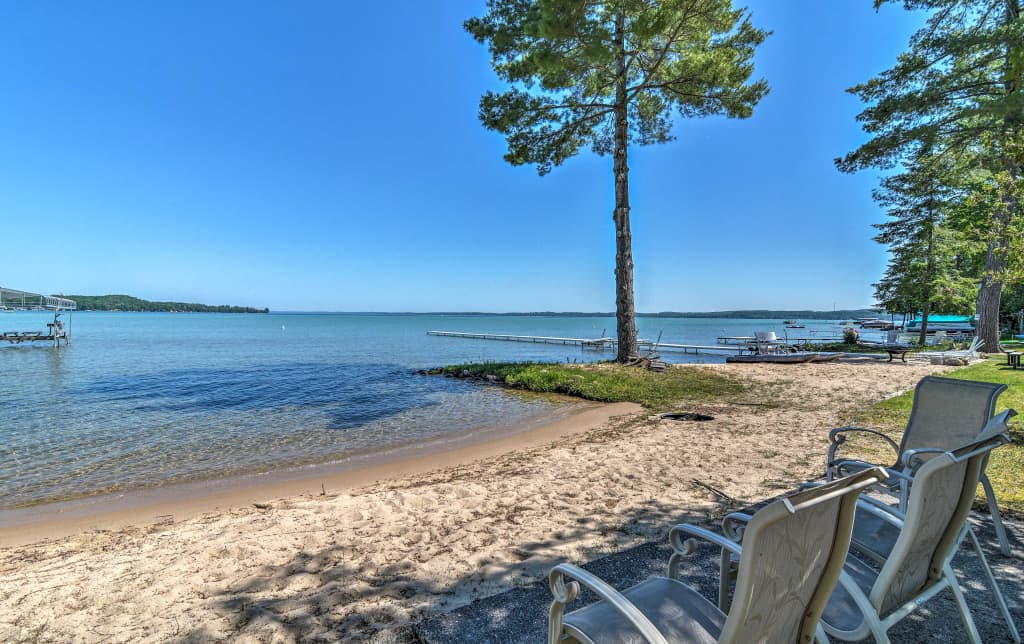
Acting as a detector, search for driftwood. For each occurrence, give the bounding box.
[625,353,668,372]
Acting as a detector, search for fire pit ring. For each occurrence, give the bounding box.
[659,412,714,422]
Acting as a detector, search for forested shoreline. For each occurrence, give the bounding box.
[61,294,268,313]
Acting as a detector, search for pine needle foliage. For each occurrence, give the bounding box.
[838,0,1024,350]
[465,0,769,175]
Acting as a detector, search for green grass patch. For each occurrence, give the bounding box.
[845,357,1024,516]
[809,342,952,354]
[439,362,747,410]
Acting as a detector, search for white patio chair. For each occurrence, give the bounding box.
[723,432,1016,643]
[546,468,886,644]
[827,375,1013,556]
[934,336,984,360]
[820,432,1019,643]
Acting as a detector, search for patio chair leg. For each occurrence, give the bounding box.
[718,549,735,612]
[980,473,1012,557]
[946,563,983,644]
[966,528,1021,643]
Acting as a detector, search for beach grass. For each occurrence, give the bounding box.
[845,357,1024,516]
[440,362,747,410]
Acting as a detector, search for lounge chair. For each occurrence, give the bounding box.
[819,432,1019,643]
[827,375,1013,556]
[546,468,886,644]
[930,336,984,361]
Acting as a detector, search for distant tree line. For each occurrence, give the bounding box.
[59,294,268,313]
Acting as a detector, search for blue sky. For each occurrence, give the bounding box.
[0,1,924,312]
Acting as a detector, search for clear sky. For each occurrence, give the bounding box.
[0,1,925,312]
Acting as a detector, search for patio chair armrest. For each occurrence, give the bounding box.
[827,427,899,472]
[548,563,668,644]
[856,496,905,526]
[668,524,744,583]
[670,524,744,558]
[900,448,947,473]
[831,458,885,478]
[721,512,754,542]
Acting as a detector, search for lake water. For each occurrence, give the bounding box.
[0,311,857,508]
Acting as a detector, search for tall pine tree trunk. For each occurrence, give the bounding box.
[919,219,934,346]
[976,268,1003,351]
[918,302,931,346]
[976,157,1016,352]
[612,10,638,362]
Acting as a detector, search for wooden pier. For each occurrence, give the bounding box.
[426,331,748,355]
[0,287,76,347]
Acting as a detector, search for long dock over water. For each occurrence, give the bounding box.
[426,330,749,355]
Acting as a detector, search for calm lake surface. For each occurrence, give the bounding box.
[1,312,855,508]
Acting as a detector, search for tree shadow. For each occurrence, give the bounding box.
[174,495,717,642]
[176,491,1023,643]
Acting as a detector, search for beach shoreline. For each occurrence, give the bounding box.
[0,362,950,642]
[0,400,640,548]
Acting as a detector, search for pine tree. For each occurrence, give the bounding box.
[838,0,1024,351]
[872,150,977,343]
[466,0,768,361]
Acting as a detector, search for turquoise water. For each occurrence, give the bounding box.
[0,312,854,508]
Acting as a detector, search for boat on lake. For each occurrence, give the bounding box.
[857,318,896,330]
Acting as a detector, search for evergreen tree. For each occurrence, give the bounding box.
[838,0,1024,351]
[872,150,977,343]
[465,0,768,361]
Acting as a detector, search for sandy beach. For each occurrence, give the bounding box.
[0,360,949,642]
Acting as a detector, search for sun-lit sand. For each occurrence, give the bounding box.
[0,360,949,642]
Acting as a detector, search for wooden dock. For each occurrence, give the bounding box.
[426,331,748,355]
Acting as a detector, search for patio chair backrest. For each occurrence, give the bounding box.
[898,376,1005,457]
[718,468,885,644]
[870,435,1004,616]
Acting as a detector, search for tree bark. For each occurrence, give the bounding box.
[918,302,931,346]
[976,268,1004,351]
[977,195,1010,352]
[919,219,934,346]
[612,9,638,362]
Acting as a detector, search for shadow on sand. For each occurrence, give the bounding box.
[176,493,1022,643]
